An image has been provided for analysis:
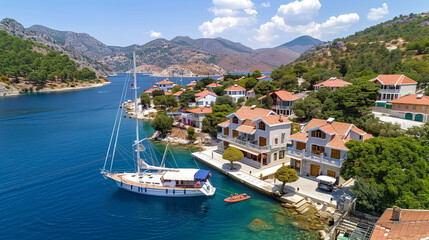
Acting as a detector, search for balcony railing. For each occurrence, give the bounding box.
[379,88,400,93]
[286,147,346,167]
[272,104,292,110]
[217,134,271,152]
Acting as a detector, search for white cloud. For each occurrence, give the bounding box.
[199,0,257,37]
[255,0,359,44]
[261,2,270,8]
[149,30,162,38]
[277,0,321,24]
[367,3,389,21]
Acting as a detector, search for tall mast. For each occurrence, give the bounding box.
[133,51,141,176]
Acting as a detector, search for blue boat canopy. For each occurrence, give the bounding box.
[194,170,211,180]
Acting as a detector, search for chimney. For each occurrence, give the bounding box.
[234,84,238,87]
[279,115,283,122]
[339,78,342,83]
[327,117,335,123]
[391,206,401,221]
[417,94,423,99]
[251,105,256,109]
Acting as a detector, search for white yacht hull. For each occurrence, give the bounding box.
[114,180,209,197]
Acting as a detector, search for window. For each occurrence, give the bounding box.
[279,150,285,159]
[223,127,229,136]
[275,138,278,144]
[311,145,325,155]
[311,130,326,139]
[405,105,409,109]
[397,104,401,109]
[258,122,266,130]
[331,149,341,159]
[359,135,362,140]
[281,133,285,143]
[423,106,426,111]
[296,142,306,150]
[412,105,416,110]
[232,116,239,124]
[232,130,238,138]
[274,153,277,161]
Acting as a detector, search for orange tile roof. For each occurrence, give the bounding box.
[144,86,158,93]
[326,135,348,150]
[370,208,429,240]
[206,83,223,87]
[247,89,254,93]
[164,91,173,95]
[389,94,429,106]
[236,125,256,134]
[257,75,271,80]
[187,86,193,90]
[225,85,246,91]
[271,90,300,101]
[363,133,373,140]
[218,120,230,127]
[195,90,217,101]
[232,106,274,120]
[314,77,352,87]
[319,124,336,134]
[372,74,417,85]
[259,115,292,126]
[185,107,212,114]
[351,127,366,135]
[187,82,196,86]
[289,132,308,142]
[303,119,329,131]
[173,91,183,96]
[157,80,174,84]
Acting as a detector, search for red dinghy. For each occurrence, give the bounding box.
[224,193,251,203]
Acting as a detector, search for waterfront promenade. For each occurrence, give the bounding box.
[193,147,353,207]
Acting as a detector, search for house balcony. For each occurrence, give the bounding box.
[379,88,400,93]
[217,134,272,153]
[272,104,292,110]
[285,147,346,167]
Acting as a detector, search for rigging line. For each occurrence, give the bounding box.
[116,147,135,170]
[103,60,133,172]
[168,146,180,168]
[109,70,132,172]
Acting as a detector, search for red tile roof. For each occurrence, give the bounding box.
[157,80,174,84]
[195,90,217,101]
[370,208,429,240]
[218,120,230,127]
[187,82,196,87]
[225,85,246,91]
[351,127,366,135]
[388,94,429,106]
[164,91,172,95]
[257,75,270,80]
[319,124,337,134]
[289,132,308,142]
[236,125,256,134]
[271,90,300,101]
[258,115,291,126]
[173,91,183,96]
[314,77,352,88]
[232,106,274,120]
[185,107,212,114]
[206,83,223,88]
[144,86,159,93]
[371,74,417,85]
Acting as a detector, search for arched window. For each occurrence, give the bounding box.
[232,116,239,124]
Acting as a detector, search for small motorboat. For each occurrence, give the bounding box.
[224,193,251,203]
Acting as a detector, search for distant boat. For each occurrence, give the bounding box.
[101,51,216,197]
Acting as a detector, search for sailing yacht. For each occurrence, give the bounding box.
[101,52,216,197]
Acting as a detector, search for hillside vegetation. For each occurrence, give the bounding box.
[0,30,96,84]
[291,13,429,88]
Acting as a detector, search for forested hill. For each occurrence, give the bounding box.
[0,30,97,83]
[291,13,429,87]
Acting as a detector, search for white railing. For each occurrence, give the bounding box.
[272,104,292,110]
[285,147,345,167]
[379,88,400,93]
[217,134,271,152]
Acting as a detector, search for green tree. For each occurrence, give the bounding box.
[251,70,262,78]
[151,112,173,135]
[179,90,196,107]
[152,89,164,97]
[215,95,234,106]
[202,104,234,136]
[275,166,299,194]
[245,77,258,90]
[292,95,322,121]
[153,95,177,109]
[213,86,224,96]
[140,92,151,108]
[172,85,182,93]
[280,75,298,91]
[222,147,244,170]
[237,97,245,105]
[406,123,429,146]
[261,94,273,109]
[245,97,262,107]
[187,126,196,140]
[195,77,215,91]
[341,136,429,213]
[254,81,276,96]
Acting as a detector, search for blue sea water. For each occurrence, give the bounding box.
[0,74,314,240]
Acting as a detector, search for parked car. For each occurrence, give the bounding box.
[316,175,336,192]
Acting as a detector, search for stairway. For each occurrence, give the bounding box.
[293,198,311,214]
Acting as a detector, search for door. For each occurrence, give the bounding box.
[310,164,320,176]
[327,170,336,178]
[295,160,301,171]
[232,130,238,138]
[259,137,266,146]
[405,113,413,120]
[415,114,423,122]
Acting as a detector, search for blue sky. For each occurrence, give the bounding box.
[0,0,427,49]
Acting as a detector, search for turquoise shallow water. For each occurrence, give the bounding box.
[0,74,315,240]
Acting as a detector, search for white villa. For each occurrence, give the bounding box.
[286,118,372,180]
[225,84,247,102]
[181,107,212,128]
[156,79,174,92]
[194,90,217,107]
[217,106,292,167]
[259,89,300,116]
[370,74,417,107]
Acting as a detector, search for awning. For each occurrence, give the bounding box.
[229,143,260,156]
[316,175,336,184]
[163,169,199,181]
[194,170,211,180]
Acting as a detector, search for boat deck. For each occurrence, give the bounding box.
[107,173,199,190]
